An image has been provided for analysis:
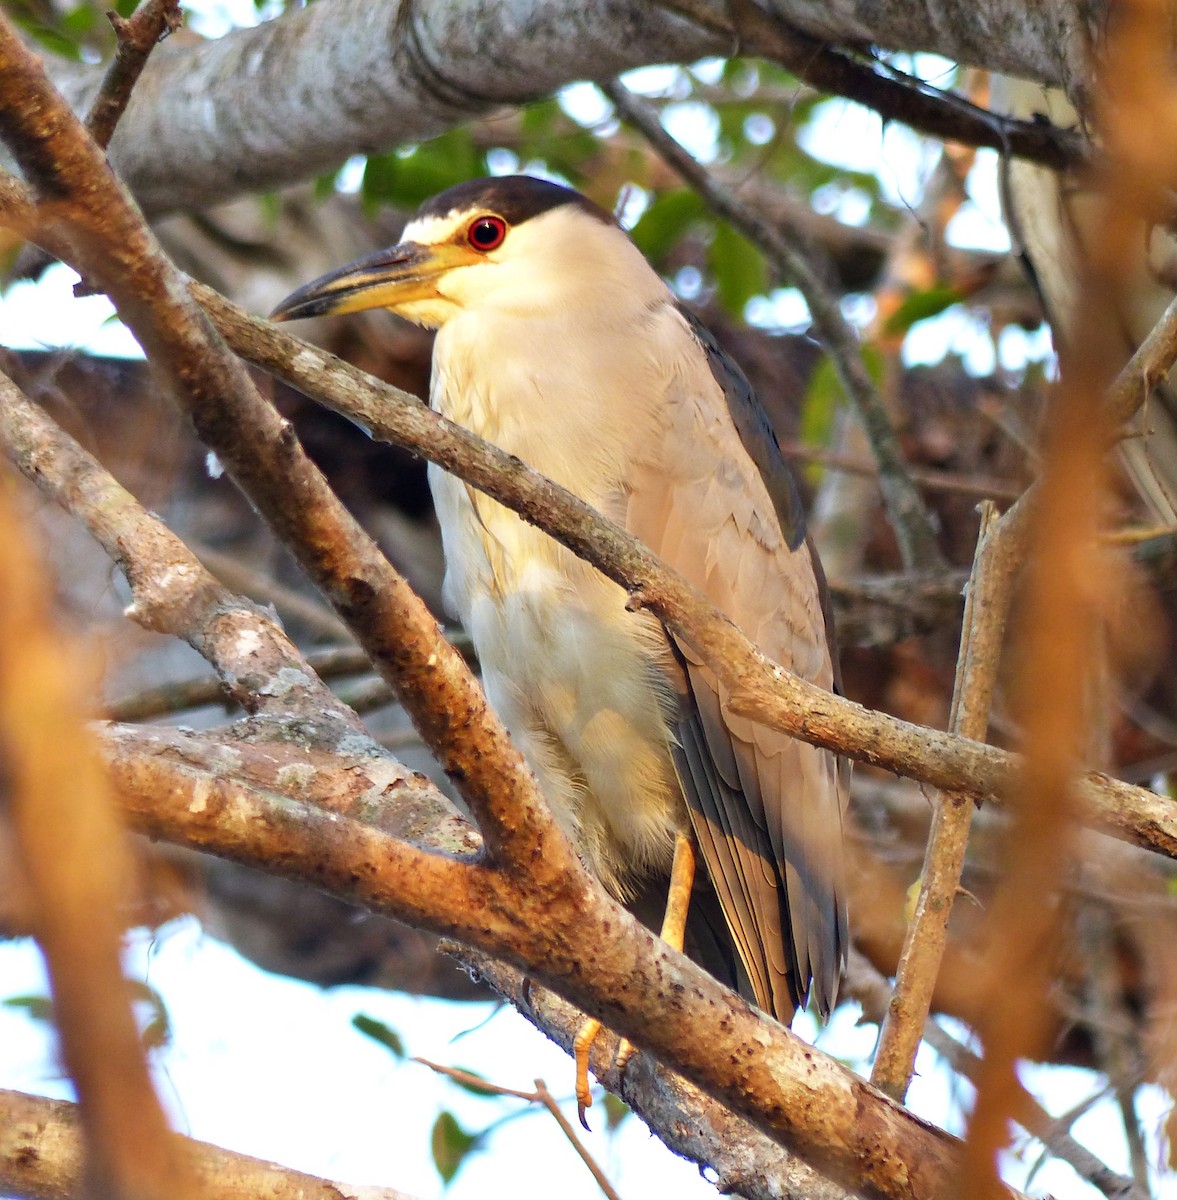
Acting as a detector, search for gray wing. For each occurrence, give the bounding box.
[626,305,847,1021]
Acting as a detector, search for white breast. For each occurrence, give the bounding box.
[427,295,692,896]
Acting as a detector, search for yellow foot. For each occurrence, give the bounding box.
[573,1017,601,1127]
[574,1021,637,1128]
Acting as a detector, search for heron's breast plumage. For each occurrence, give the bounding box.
[428,300,690,895]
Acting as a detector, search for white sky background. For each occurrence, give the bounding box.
[0,3,1166,1197]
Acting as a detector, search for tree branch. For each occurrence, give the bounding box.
[663,0,1085,171]
[97,721,988,1200]
[605,79,947,573]
[16,0,1089,218]
[0,1089,420,1200]
[871,501,1012,1098]
[84,0,182,151]
[0,463,190,1200]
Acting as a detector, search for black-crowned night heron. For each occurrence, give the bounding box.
[272,176,848,1116]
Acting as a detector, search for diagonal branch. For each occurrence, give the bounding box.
[0,13,569,886]
[659,0,1085,171]
[604,79,946,573]
[870,501,1015,1099]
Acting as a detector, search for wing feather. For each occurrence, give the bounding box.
[626,303,847,1021]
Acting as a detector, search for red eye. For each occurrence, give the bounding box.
[467,215,507,252]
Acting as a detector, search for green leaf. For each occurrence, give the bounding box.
[352,1014,405,1058]
[442,1067,499,1098]
[882,285,963,336]
[362,129,483,215]
[430,1111,478,1185]
[602,1091,631,1131]
[312,168,340,203]
[3,994,54,1023]
[60,6,97,40]
[628,188,705,266]
[708,221,768,317]
[799,345,884,485]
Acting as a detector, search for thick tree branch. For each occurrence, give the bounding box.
[0,1089,420,1200]
[97,722,989,1200]
[24,0,1088,218]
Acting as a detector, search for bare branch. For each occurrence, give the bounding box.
[0,1088,420,1200]
[604,79,947,573]
[97,719,978,1200]
[871,501,1014,1098]
[413,1061,623,1200]
[84,0,183,150]
[0,365,369,741]
[660,0,1086,170]
[0,466,190,1200]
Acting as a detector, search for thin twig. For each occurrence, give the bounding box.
[413,1055,537,1102]
[533,1079,624,1200]
[84,0,183,151]
[655,0,1085,171]
[604,79,946,573]
[413,1058,624,1200]
[1078,907,1151,1188]
[778,439,1026,501]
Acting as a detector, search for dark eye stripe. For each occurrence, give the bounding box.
[467,215,507,251]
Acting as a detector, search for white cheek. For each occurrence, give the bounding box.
[395,296,459,328]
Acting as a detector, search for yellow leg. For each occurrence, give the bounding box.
[659,829,698,952]
[574,1017,602,1124]
[575,832,697,1127]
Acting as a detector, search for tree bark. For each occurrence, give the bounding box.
[30,0,1093,218]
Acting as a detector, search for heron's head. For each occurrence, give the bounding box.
[271,176,660,330]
